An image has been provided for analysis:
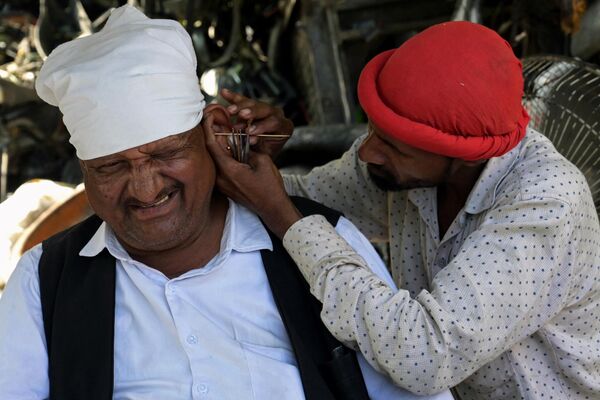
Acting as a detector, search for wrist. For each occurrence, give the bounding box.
[260,199,302,239]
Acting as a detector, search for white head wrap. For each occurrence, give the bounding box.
[35,5,205,160]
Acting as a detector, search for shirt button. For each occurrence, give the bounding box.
[186,334,198,344]
[196,383,209,394]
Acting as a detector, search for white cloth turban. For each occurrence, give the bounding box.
[35,5,205,160]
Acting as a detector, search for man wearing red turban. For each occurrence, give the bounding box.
[206,21,600,399]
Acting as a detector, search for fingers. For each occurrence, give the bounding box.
[240,102,283,123]
[221,88,248,105]
[204,113,256,177]
[221,88,285,123]
[220,88,293,157]
[247,150,276,172]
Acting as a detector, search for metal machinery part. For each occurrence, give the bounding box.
[292,0,456,125]
[522,55,600,213]
[451,0,482,23]
[571,0,600,60]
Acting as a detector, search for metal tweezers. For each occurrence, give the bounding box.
[214,129,291,164]
[227,129,250,164]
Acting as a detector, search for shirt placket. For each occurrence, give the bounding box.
[431,212,467,279]
[408,189,442,284]
[164,279,226,400]
[163,280,205,399]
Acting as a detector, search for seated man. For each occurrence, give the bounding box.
[208,21,600,399]
[0,5,453,400]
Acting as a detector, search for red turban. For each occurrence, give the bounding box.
[357,21,530,160]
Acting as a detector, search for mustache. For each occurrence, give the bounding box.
[366,164,430,191]
[366,164,387,177]
[367,165,399,191]
[125,184,182,208]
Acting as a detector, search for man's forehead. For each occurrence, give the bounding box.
[139,130,193,149]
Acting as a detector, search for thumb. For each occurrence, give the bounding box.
[247,150,273,170]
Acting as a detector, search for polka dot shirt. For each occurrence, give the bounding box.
[282,128,600,399]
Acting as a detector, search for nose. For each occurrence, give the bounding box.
[358,131,385,165]
[128,161,164,204]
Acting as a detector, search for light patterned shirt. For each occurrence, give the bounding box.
[282,128,600,399]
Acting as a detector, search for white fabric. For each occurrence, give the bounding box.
[0,180,77,289]
[35,5,205,160]
[0,200,452,400]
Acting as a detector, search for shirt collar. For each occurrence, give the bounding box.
[462,128,532,215]
[79,199,273,262]
[405,128,534,217]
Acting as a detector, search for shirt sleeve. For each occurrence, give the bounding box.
[334,217,454,400]
[283,198,576,395]
[0,245,49,400]
[282,135,389,242]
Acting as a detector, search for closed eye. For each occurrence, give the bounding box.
[153,147,188,160]
[94,160,126,174]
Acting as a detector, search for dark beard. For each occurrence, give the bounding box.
[367,167,436,192]
[367,169,406,191]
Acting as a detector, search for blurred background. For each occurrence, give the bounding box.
[1,0,600,291]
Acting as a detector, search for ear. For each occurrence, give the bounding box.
[203,104,231,129]
[78,159,88,177]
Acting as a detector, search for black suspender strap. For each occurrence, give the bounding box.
[40,215,115,400]
[260,196,369,400]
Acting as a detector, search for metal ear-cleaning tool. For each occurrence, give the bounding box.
[224,128,251,164]
[214,121,291,164]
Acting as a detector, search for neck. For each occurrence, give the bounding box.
[129,193,229,278]
[437,161,486,237]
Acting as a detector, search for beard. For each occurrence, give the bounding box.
[367,165,436,192]
[368,169,405,191]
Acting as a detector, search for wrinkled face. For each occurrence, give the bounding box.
[81,125,216,253]
[358,121,453,191]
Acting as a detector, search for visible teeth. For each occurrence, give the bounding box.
[141,194,170,208]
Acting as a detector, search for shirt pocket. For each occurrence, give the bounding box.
[239,341,305,399]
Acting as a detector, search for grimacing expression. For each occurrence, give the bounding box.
[358,122,453,191]
[81,125,217,253]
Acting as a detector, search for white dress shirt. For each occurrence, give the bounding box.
[0,199,453,400]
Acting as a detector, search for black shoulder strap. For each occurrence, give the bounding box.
[260,196,370,400]
[39,215,116,400]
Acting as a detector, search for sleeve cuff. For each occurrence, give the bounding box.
[282,214,361,286]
